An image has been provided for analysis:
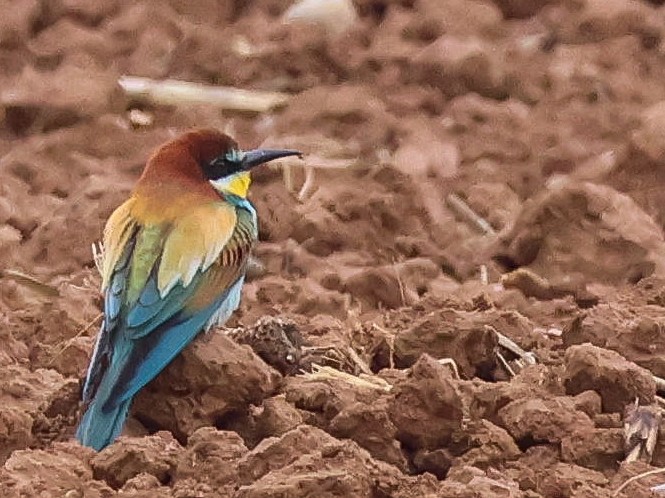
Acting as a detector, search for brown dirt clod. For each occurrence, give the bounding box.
[564,343,657,413]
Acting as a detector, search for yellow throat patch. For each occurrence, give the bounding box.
[210,171,252,198]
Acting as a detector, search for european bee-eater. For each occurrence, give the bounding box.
[76,129,301,451]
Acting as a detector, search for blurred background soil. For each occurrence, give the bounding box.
[2,0,665,496]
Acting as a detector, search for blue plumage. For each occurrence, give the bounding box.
[76,398,132,453]
[77,259,246,450]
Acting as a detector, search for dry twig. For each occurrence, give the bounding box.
[300,364,392,392]
[48,312,103,366]
[301,344,372,376]
[297,167,317,202]
[446,193,496,236]
[344,346,373,376]
[118,76,289,113]
[0,269,60,297]
[486,325,538,365]
[480,264,489,285]
[496,351,516,378]
[613,467,665,496]
[92,242,104,275]
[437,358,461,379]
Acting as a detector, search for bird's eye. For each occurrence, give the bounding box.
[206,149,247,180]
[225,149,245,163]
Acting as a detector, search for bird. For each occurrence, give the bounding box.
[76,129,302,451]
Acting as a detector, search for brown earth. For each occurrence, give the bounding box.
[2,0,665,496]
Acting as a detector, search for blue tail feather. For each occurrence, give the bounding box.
[76,278,245,451]
[76,397,132,452]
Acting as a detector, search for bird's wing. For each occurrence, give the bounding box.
[83,200,256,412]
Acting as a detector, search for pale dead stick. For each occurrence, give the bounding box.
[298,167,316,202]
[345,345,373,376]
[485,325,538,365]
[118,76,289,113]
[393,262,406,307]
[496,351,516,377]
[283,156,355,201]
[480,264,489,285]
[48,312,103,366]
[0,269,60,297]
[301,364,392,392]
[654,375,665,393]
[92,242,104,275]
[613,467,665,496]
[438,358,460,379]
[301,345,372,376]
[446,193,496,236]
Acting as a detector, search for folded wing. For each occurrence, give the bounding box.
[82,200,256,414]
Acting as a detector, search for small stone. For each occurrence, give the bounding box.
[561,428,624,470]
[251,395,304,441]
[237,425,338,485]
[133,333,280,440]
[329,400,407,469]
[91,432,184,489]
[498,396,594,444]
[174,428,247,487]
[388,354,466,451]
[571,390,603,419]
[564,344,656,413]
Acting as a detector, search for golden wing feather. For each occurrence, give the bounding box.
[157,202,238,296]
[101,199,137,290]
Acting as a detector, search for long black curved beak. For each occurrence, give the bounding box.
[240,148,303,170]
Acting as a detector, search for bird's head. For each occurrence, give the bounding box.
[192,130,301,198]
[139,129,302,200]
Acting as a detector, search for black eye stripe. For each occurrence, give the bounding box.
[205,153,241,180]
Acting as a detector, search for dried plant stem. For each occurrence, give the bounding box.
[48,312,103,365]
[437,358,461,379]
[118,76,289,113]
[496,351,516,377]
[653,375,665,393]
[613,467,665,496]
[302,364,392,392]
[446,193,496,236]
[297,167,317,201]
[480,264,489,285]
[0,269,60,297]
[486,325,538,365]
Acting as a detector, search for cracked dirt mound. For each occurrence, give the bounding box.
[3,0,665,496]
